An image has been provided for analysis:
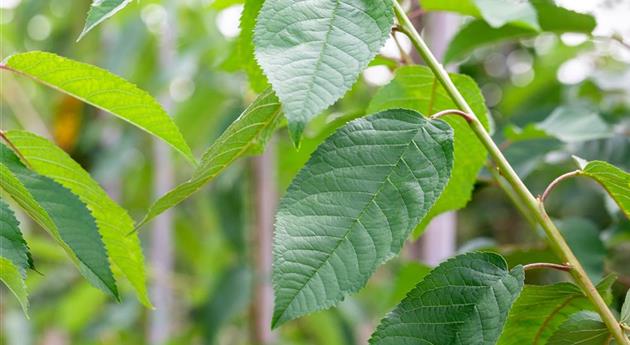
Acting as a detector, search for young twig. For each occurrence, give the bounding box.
[523,262,572,272]
[540,170,582,203]
[429,109,475,122]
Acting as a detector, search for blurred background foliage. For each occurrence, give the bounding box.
[0,0,629,344]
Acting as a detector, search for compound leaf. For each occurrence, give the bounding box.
[254,0,393,145]
[0,144,117,298]
[5,130,150,306]
[368,65,489,236]
[497,275,616,345]
[273,109,454,326]
[79,0,133,40]
[138,88,283,228]
[1,51,195,164]
[369,252,524,345]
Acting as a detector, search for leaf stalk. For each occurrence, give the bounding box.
[392,1,629,343]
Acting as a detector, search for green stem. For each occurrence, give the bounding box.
[392,2,629,344]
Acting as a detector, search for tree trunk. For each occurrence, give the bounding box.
[250,137,277,345]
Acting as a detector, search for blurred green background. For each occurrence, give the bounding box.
[0,0,629,344]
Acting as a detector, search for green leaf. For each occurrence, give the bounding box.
[0,198,32,274]
[237,0,269,92]
[421,0,540,30]
[580,160,630,219]
[547,312,611,345]
[537,107,612,143]
[444,1,596,63]
[254,0,394,145]
[474,0,540,30]
[0,257,28,314]
[369,252,524,345]
[138,88,283,229]
[368,65,490,235]
[5,130,150,307]
[497,275,616,345]
[1,51,195,164]
[79,0,133,41]
[272,109,454,327]
[0,144,117,298]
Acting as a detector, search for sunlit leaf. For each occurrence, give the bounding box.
[273,109,454,326]
[5,130,151,306]
[1,51,195,164]
[498,275,616,345]
[368,65,489,235]
[79,0,133,40]
[370,252,524,345]
[0,144,117,298]
[422,0,539,30]
[621,290,630,329]
[237,0,269,92]
[254,0,393,144]
[0,257,28,314]
[138,88,283,228]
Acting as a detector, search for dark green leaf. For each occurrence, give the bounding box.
[254,0,394,144]
[79,0,132,40]
[0,198,32,274]
[138,88,283,228]
[6,130,150,306]
[498,275,616,345]
[273,109,454,326]
[0,144,117,298]
[369,252,524,345]
[368,65,490,235]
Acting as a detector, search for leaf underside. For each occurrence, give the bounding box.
[273,109,454,327]
[6,130,151,306]
[3,51,195,164]
[368,65,490,236]
[79,0,133,40]
[138,88,283,228]
[254,0,394,144]
[582,161,630,219]
[0,144,117,298]
[369,252,524,345]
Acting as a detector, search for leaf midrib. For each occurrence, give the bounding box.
[275,126,436,323]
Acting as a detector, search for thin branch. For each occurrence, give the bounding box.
[523,262,572,272]
[429,109,475,122]
[0,130,32,169]
[540,170,582,203]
